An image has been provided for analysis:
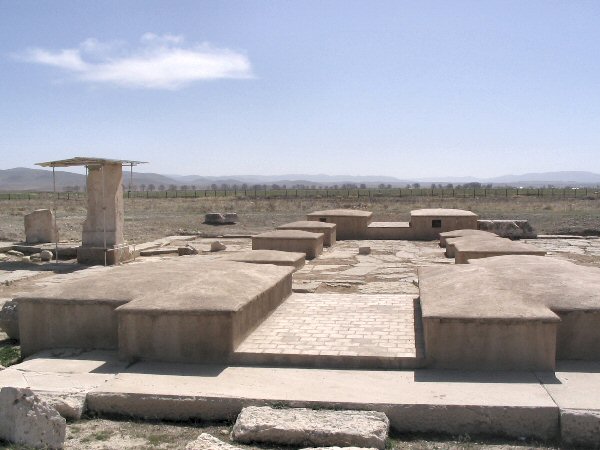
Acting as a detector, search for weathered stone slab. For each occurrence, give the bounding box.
[277,221,337,246]
[453,238,545,263]
[439,229,498,247]
[186,433,239,449]
[24,209,57,244]
[478,219,537,239]
[560,408,600,447]
[0,387,66,449]
[252,230,324,259]
[222,250,305,270]
[231,406,389,449]
[444,235,504,258]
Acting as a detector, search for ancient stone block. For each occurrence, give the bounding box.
[0,300,19,340]
[0,387,66,449]
[560,408,600,447]
[231,406,389,449]
[24,209,57,244]
[252,230,324,259]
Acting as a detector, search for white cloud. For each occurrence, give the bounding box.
[16,34,253,89]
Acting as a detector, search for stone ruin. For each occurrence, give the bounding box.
[3,199,600,447]
[24,209,57,244]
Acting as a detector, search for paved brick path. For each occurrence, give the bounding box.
[235,293,423,369]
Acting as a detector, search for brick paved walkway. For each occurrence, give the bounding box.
[234,293,424,369]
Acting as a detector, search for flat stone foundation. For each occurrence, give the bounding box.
[15,259,294,363]
[252,230,324,259]
[453,239,546,263]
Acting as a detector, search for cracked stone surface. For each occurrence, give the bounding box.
[231,406,389,449]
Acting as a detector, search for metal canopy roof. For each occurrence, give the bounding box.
[36,157,147,168]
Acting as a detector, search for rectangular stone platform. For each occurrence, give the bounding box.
[439,229,498,247]
[252,230,324,259]
[365,222,414,240]
[233,293,424,370]
[452,238,546,263]
[220,250,305,270]
[1,350,575,442]
[419,256,600,370]
[15,259,294,363]
[409,209,478,240]
[276,221,337,246]
[306,209,373,240]
[444,235,505,258]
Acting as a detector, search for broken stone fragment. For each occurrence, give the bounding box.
[231,406,389,449]
[0,299,19,340]
[185,432,240,449]
[359,246,371,255]
[7,250,24,257]
[210,241,227,252]
[205,213,226,225]
[224,212,238,223]
[178,245,199,256]
[0,387,66,449]
[40,250,53,261]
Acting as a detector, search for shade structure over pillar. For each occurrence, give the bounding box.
[36,156,146,265]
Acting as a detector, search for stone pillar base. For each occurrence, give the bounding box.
[77,245,131,266]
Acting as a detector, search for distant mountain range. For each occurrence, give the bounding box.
[1,167,599,191]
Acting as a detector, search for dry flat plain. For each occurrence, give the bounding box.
[0,196,599,449]
[1,196,600,243]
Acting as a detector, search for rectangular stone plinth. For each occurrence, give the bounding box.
[15,259,294,363]
[453,239,546,264]
[277,221,337,246]
[444,235,504,258]
[419,256,600,370]
[409,209,478,241]
[116,261,293,363]
[252,230,324,259]
[439,229,498,247]
[24,209,57,244]
[306,210,372,240]
[77,245,132,265]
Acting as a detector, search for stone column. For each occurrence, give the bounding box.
[77,163,130,265]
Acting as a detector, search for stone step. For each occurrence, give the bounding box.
[232,293,425,370]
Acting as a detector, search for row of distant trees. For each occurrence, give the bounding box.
[60,182,595,192]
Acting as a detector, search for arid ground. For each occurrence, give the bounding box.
[1,196,600,244]
[0,197,598,449]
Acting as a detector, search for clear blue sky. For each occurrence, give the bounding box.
[1,1,599,178]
